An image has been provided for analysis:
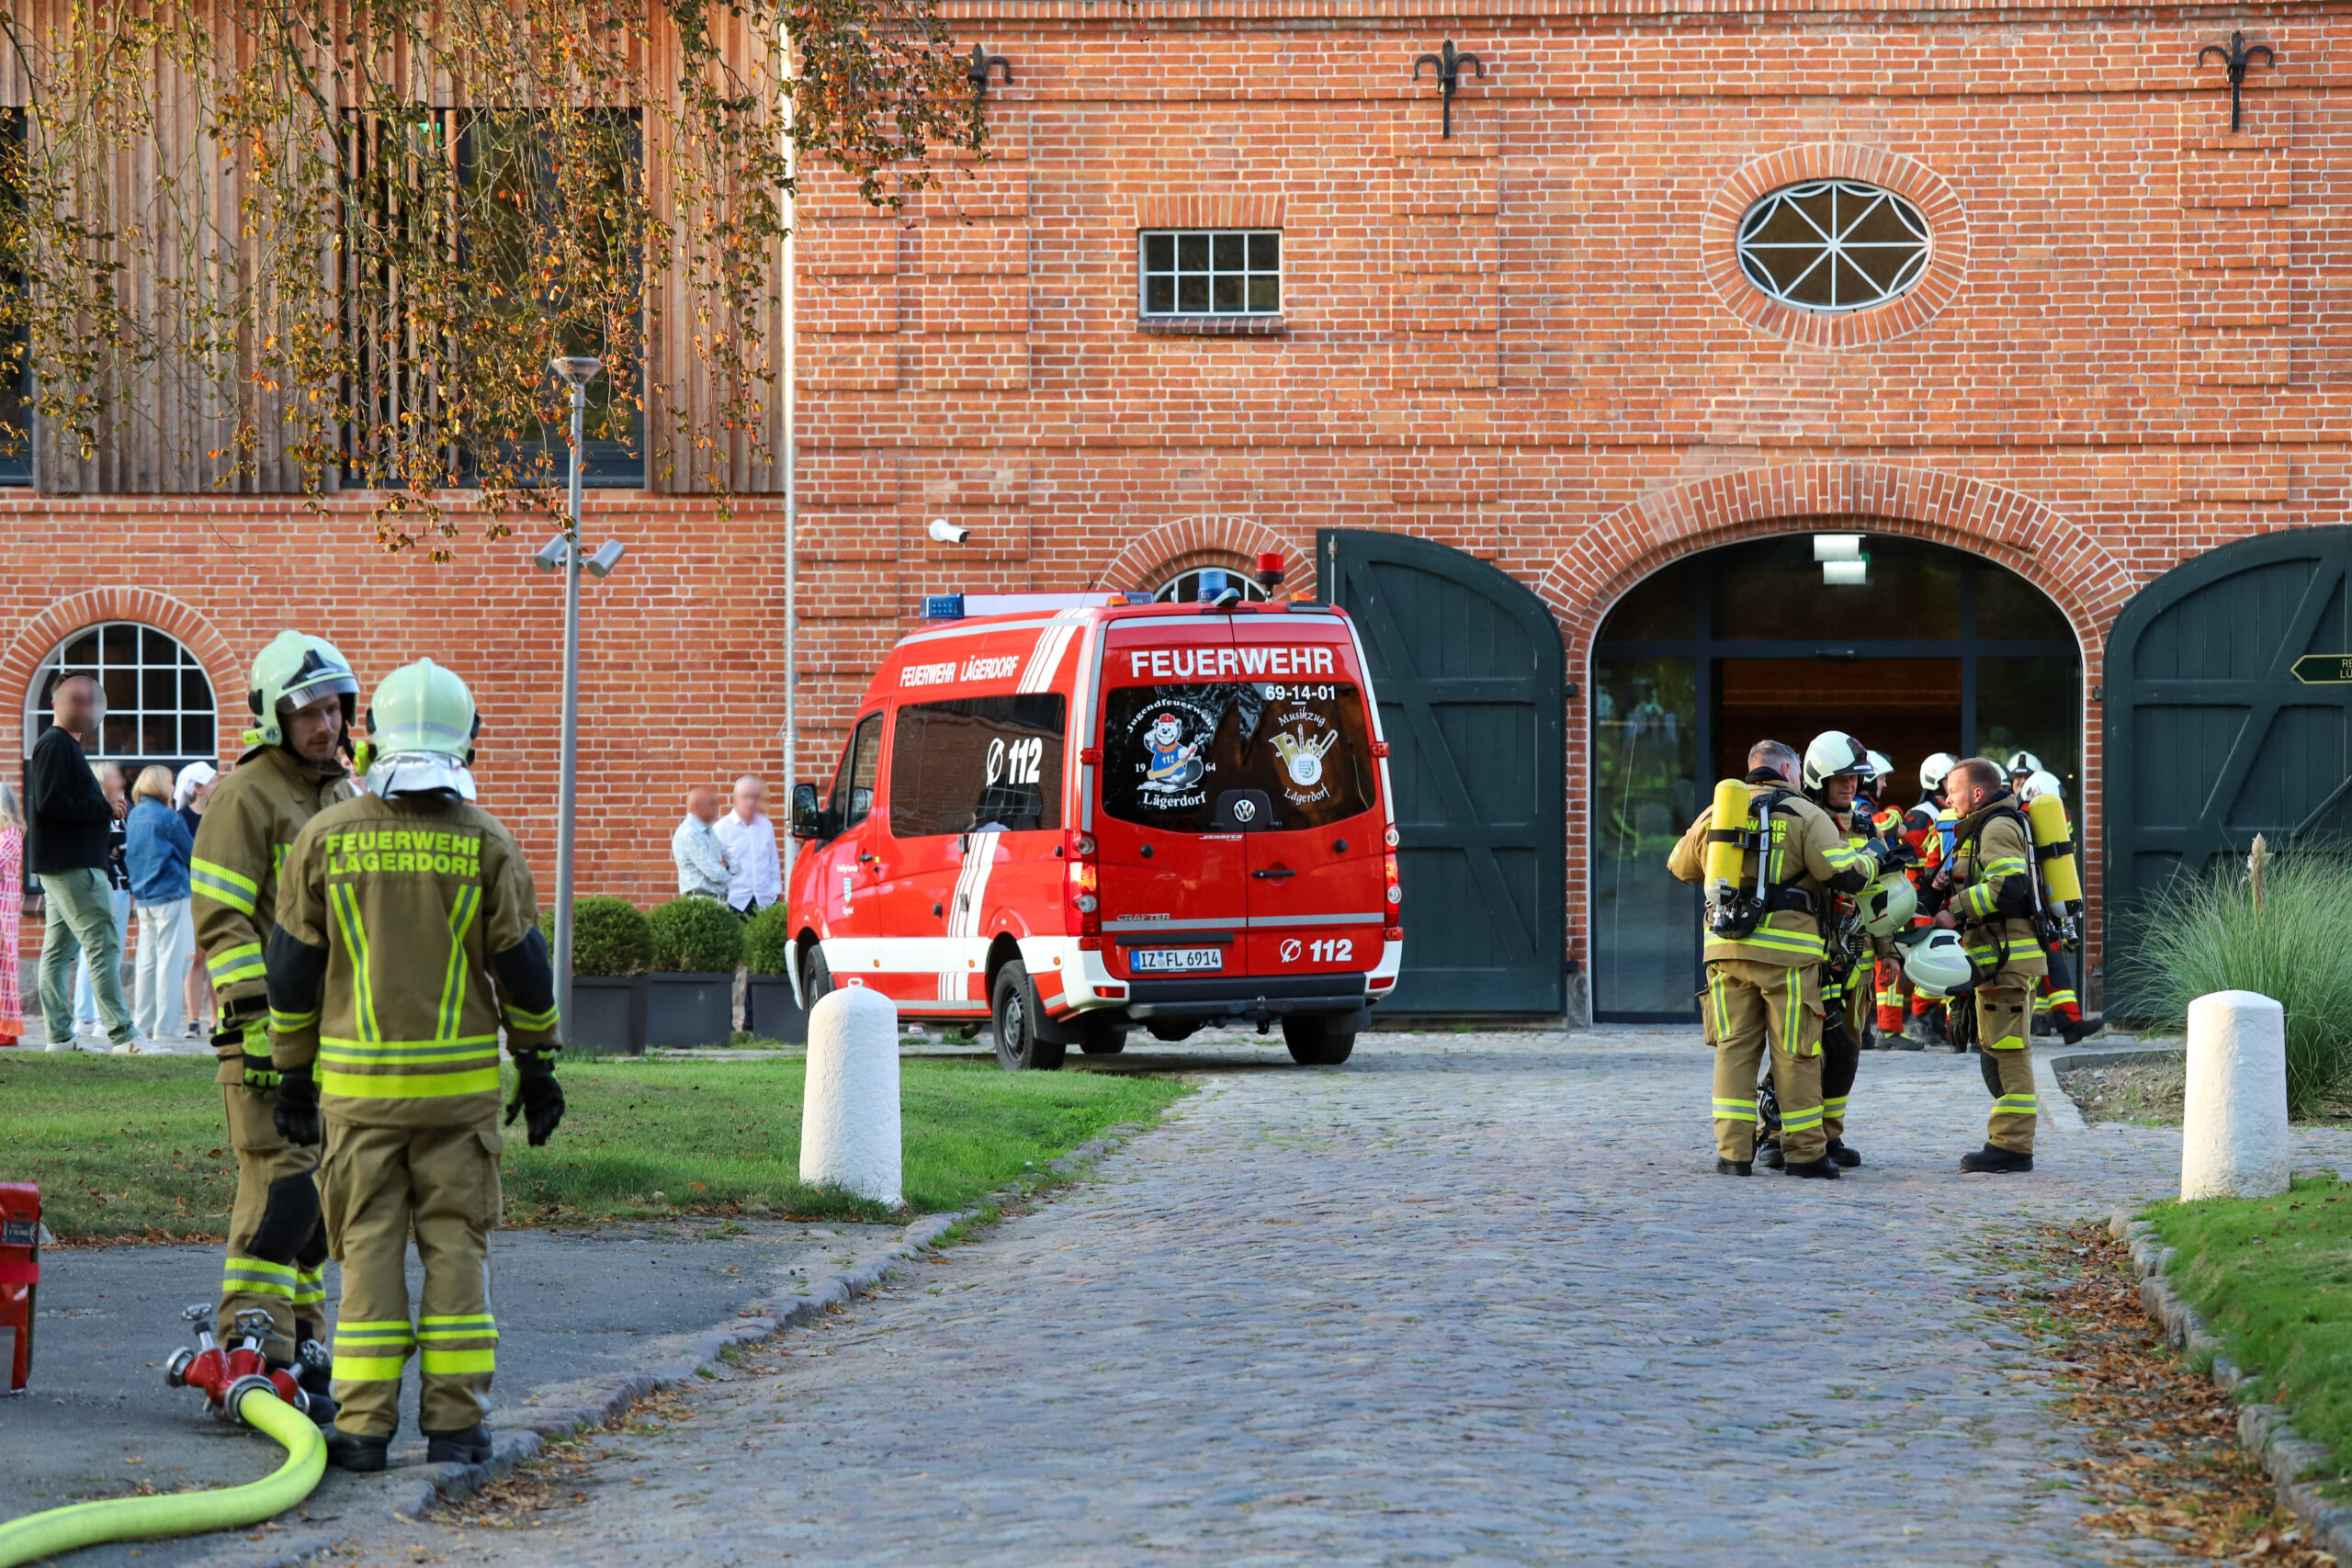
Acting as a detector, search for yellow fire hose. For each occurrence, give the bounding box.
[0,1385,325,1568]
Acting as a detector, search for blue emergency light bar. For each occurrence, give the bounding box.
[922,591,1154,621]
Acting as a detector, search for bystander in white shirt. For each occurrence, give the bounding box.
[713,776,783,912]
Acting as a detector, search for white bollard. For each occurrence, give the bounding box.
[2181,989,2291,1201]
[799,986,903,1206]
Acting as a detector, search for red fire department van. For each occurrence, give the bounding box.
[784,588,1404,1069]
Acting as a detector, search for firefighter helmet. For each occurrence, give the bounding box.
[1866,750,1893,785]
[364,659,481,800]
[1919,751,1958,794]
[1803,731,1871,794]
[2020,769,2064,804]
[1899,928,1975,998]
[2005,750,2045,780]
[245,632,359,748]
[1856,874,1917,938]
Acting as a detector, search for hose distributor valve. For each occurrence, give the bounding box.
[165,1305,308,1420]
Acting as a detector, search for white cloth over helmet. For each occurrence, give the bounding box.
[366,751,478,802]
[173,761,218,809]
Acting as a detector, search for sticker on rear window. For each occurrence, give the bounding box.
[1101,682,1374,831]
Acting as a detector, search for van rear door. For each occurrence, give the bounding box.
[1094,615,1246,978]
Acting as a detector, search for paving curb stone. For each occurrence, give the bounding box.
[2108,1207,2352,1558]
[184,1118,1152,1568]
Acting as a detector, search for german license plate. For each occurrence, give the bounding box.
[1127,946,1223,973]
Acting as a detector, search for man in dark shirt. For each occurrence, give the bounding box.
[28,674,138,1050]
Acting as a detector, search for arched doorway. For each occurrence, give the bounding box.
[2104,526,2352,1010]
[1591,530,2082,1021]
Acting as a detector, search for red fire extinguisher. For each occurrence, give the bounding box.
[0,1182,39,1391]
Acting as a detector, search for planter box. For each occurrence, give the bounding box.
[569,976,644,1056]
[644,972,735,1048]
[744,976,806,1044]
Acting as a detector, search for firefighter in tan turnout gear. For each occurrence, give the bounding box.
[1921,756,2047,1173]
[1668,739,1890,1180]
[189,631,359,1420]
[266,659,566,1472]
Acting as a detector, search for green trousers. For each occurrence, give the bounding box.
[38,867,132,1046]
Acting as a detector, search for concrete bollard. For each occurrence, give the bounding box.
[2181,989,2291,1201]
[799,987,903,1206]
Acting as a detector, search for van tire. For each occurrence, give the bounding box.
[990,961,1066,1072]
[1283,1015,1356,1066]
[801,945,834,1009]
[1079,1021,1127,1056]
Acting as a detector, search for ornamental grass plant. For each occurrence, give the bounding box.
[2122,850,2352,1117]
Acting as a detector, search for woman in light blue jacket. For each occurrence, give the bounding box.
[123,765,195,1043]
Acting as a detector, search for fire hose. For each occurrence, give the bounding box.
[0,1307,327,1568]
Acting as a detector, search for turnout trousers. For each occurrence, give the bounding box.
[1972,972,2039,1155]
[220,1085,325,1360]
[320,1116,503,1439]
[2037,940,2085,1029]
[1705,959,1827,1166]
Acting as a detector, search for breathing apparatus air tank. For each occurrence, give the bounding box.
[2027,792,2083,908]
[1703,778,1750,891]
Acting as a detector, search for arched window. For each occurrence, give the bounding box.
[1152,567,1269,605]
[21,623,219,765]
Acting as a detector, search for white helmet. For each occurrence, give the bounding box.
[2005,750,2045,779]
[1898,929,1975,998]
[1866,750,1893,786]
[1803,731,1871,794]
[1856,874,1917,938]
[1919,751,1958,793]
[2020,769,2064,804]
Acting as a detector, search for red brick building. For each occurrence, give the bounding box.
[6,1,2346,1021]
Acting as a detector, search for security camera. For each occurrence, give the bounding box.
[927,519,971,546]
[533,536,569,572]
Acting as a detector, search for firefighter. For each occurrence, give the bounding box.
[1792,732,1899,1168]
[189,631,358,1416]
[2005,750,2045,796]
[1668,739,1891,1180]
[266,659,564,1472]
[1921,756,2045,1173]
[1900,752,1960,1051]
[1861,750,1910,1053]
[2018,770,2101,1044]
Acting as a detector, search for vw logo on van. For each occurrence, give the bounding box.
[1233,798,1257,823]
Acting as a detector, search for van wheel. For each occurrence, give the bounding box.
[990,962,1066,1072]
[801,945,833,1009]
[1283,1015,1355,1066]
[1079,1021,1127,1056]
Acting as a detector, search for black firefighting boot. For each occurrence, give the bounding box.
[1891,1027,1926,1052]
[1826,1138,1861,1168]
[1959,1143,2034,1174]
[425,1423,494,1465]
[2059,1013,2104,1046]
[1757,1139,1785,1170]
[1782,1156,1842,1180]
[324,1429,390,1472]
[1715,1156,1753,1177]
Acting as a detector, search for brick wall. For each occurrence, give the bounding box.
[2,2,2340,1008]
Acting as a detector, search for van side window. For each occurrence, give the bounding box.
[829,712,885,830]
[888,695,1066,837]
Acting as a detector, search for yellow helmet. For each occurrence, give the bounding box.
[244,631,358,748]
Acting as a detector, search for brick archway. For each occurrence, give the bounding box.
[1540,461,2134,1007]
[2,588,243,760]
[1091,516,1312,597]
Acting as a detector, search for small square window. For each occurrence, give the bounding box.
[1137,229,1282,319]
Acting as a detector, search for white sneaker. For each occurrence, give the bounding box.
[108,1036,161,1055]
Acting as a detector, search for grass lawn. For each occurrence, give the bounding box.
[2145,1174,2352,1481]
[0,1051,1187,1242]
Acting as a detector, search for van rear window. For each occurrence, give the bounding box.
[1100,682,1375,831]
[888,694,1065,837]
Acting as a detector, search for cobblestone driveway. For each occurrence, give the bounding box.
[355,1028,2350,1568]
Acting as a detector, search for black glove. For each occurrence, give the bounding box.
[274,1066,322,1147]
[505,1052,565,1146]
[1872,839,1917,875]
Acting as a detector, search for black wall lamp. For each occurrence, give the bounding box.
[2197,31,2276,133]
[1411,40,1485,140]
[967,44,1012,99]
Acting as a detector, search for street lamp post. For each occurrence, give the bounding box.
[540,355,627,1043]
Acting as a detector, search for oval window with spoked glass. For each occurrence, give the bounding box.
[1736,180,1930,314]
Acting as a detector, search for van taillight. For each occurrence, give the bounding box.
[1384,925,1404,942]
[1066,831,1100,936]
[1384,851,1402,907]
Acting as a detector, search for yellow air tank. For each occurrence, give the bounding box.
[2027,793,2083,907]
[1704,778,1752,891]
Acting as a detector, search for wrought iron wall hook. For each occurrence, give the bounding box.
[967,44,1012,99]
[2196,30,2276,133]
[1411,40,1485,140]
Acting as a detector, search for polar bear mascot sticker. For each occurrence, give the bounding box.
[1142,712,1206,793]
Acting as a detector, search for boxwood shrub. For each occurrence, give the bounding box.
[647,895,746,974]
[742,902,795,976]
[537,897,653,977]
